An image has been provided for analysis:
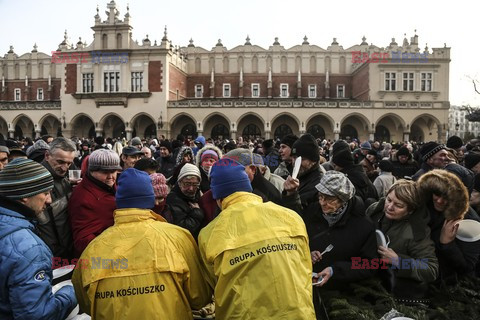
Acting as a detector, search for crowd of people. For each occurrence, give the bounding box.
[0,132,479,319]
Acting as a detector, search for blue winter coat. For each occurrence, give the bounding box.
[0,197,77,320]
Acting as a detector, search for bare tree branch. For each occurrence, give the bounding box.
[474,79,480,95]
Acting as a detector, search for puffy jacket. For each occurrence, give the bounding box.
[157,155,176,179]
[68,174,116,257]
[198,192,316,320]
[263,166,285,193]
[72,208,212,320]
[273,161,292,180]
[0,196,77,320]
[37,161,74,260]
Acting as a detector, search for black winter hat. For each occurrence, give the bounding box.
[446,135,463,149]
[465,151,480,170]
[262,139,274,150]
[379,160,394,172]
[420,142,445,161]
[332,140,350,155]
[396,146,410,157]
[160,140,172,153]
[292,134,320,162]
[367,150,377,156]
[332,148,354,168]
[280,134,298,149]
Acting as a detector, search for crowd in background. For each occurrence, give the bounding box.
[1,132,480,319]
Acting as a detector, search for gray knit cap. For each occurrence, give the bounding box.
[88,149,122,171]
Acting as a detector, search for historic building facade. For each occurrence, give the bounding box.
[0,1,451,143]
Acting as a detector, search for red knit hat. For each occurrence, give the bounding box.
[150,173,169,199]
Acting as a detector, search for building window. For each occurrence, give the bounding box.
[308,84,317,98]
[223,84,231,98]
[82,73,94,93]
[403,72,414,91]
[421,72,432,91]
[14,88,21,101]
[131,72,143,92]
[280,83,289,98]
[337,85,345,98]
[37,88,44,101]
[385,72,396,91]
[104,72,120,92]
[195,84,203,98]
[251,83,260,97]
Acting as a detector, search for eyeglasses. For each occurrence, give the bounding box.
[180,182,200,188]
[318,194,338,203]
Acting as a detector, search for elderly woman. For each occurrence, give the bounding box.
[417,169,480,284]
[366,180,439,297]
[305,171,377,288]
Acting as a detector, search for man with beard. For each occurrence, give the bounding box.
[283,134,326,216]
[274,134,298,179]
[166,163,204,239]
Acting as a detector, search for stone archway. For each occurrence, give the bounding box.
[171,114,196,139]
[271,114,298,139]
[131,114,156,139]
[237,113,264,140]
[0,117,7,140]
[13,115,34,139]
[101,114,125,139]
[71,114,95,139]
[340,114,370,141]
[39,114,61,138]
[410,114,442,143]
[204,114,230,139]
[306,113,334,140]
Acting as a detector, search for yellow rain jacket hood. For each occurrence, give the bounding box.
[72,208,212,320]
[198,192,315,320]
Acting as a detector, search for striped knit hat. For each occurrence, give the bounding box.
[0,158,53,199]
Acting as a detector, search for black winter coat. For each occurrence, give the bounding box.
[251,170,283,206]
[166,185,204,239]
[304,196,378,287]
[282,163,325,216]
[340,164,378,205]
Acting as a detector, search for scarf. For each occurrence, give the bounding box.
[322,202,348,227]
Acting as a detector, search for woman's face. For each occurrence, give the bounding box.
[384,190,409,220]
[432,194,448,212]
[318,193,343,214]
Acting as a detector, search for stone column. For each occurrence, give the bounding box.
[231,130,237,140]
[403,131,410,143]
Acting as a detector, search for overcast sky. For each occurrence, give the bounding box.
[1,0,478,107]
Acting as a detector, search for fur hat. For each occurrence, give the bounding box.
[417,169,469,220]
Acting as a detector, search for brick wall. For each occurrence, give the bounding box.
[352,65,369,101]
[0,79,60,101]
[168,64,187,100]
[148,61,163,92]
[185,73,353,99]
[65,64,77,94]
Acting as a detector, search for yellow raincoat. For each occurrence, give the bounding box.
[72,208,212,320]
[198,192,316,320]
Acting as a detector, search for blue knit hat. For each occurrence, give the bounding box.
[209,158,252,200]
[116,168,155,209]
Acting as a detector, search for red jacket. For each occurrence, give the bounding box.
[68,174,116,257]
